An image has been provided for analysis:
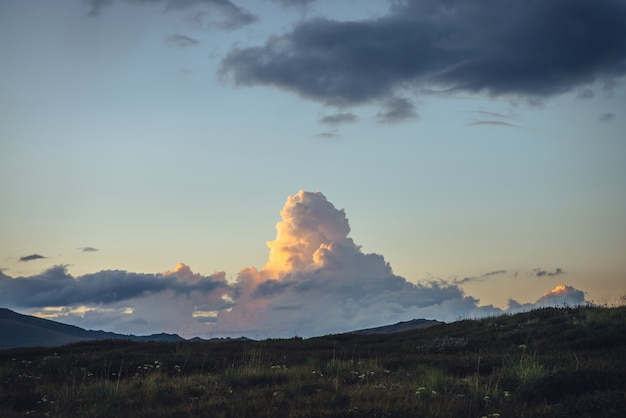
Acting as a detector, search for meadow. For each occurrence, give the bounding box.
[1,305,625,417]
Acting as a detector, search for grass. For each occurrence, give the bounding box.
[1,305,625,417]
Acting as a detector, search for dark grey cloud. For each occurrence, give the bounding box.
[454,269,508,284]
[484,270,507,277]
[220,0,626,112]
[0,265,229,308]
[534,267,565,277]
[164,34,200,48]
[270,0,317,7]
[319,112,358,126]
[86,0,257,30]
[79,247,99,252]
[19,254,46,262]
[599,112,616,121]
[377,97,418,123]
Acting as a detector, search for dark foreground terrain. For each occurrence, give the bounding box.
[1,306,625,417]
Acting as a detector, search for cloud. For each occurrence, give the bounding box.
[220,0,626,113]
[535,284,586,307]
[466,121,519,128]
[1,263,232,336]
[377,97,418,123]
[454,269,508,284]
[269,0,317,7]
[185,5,257,31]
[598,112,616,121]
[19,254,46,262]
[0,264,229,308]
[317,129,340,138]
[164,34,200,48]
[86,0,258,30]
[534,268,565,277]
[214,191,502,337]
[2,193,590,338]
[319,112,358,126]
[79,247,99,252]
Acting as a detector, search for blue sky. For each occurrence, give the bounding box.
[1,0,625,338]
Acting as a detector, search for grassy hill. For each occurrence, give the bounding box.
[1,305,625,417]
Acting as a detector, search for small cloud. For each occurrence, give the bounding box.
[472,110,513,119]
[317,129,339,138]
[598,112,615,122]
[467,120,519,128]
[270,0,317,8]
[377,97,418,123]
[577,88,594,99]
[454,277,474,285]
[19,254,46,262]
[79,247,99,253]
[86,0,258,31]
[483,270,507,277]
[533,267,565,277]
[185,5,258,31]
[319,112,358,126]
[454,269,508,284]
[164,34,199,49]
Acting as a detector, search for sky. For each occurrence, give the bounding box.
[1,0,625,339]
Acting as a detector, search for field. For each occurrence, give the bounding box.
[1,306,625,417]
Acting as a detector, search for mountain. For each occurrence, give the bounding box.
[0,308,185,349]
[1,307,439,349]
[348,318,443,335]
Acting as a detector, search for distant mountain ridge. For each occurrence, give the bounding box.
[0,308,189,349]
[1,307,441,349]
[348,318,443,334]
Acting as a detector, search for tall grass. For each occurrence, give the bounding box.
[1,305,625,417]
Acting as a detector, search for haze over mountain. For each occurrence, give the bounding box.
[0,307,443,349]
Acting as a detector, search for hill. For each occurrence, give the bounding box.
[0,305,624,417]
[0,308,184,349]
[348,318,442,334]
[0,308,439,349]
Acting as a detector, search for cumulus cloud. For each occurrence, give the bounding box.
[220,0,626,114]
[19,254,46,262]
[3,192,591,338]
[509,284,586,311]
[86,0,257,30]
[213,191,499,337]
[79,247,99,252]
